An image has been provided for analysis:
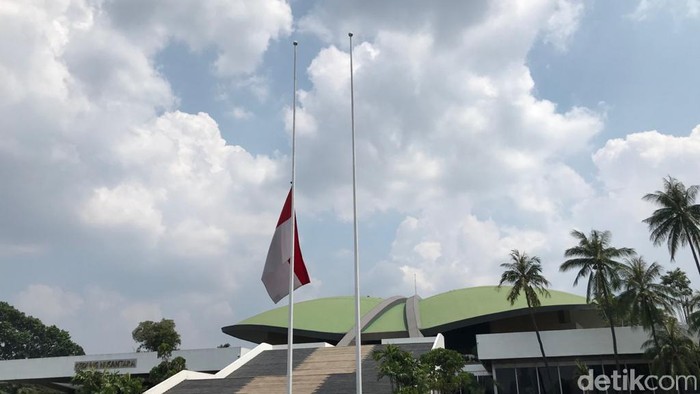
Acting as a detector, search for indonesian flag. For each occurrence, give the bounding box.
[261,188,311,303]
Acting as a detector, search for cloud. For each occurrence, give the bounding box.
[542,0,585,51]
[102,0,293,76]
[0,1,293,352]
[628,0,700,21]
[15,285,84,323]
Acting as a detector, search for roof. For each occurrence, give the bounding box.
[223,286,588,343]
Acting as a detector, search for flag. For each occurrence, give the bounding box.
[261,188,310,303]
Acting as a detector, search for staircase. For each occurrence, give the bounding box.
[165,342,434,393]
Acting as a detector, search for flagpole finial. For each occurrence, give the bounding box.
[293,41,298,46]
[348,32,353,38]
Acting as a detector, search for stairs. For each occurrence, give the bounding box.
[165,342,434,393]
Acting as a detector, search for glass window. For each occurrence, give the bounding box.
[558,365,584,394]
[539,366,561,394]
[518,367,540,394]
[495,368,518,394]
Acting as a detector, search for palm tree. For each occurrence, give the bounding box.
[660,268,694,322]
[643,318,700,378]
[617,257,673,348]
[499,250,552,393]
[559,229,635,371]
[643,176,700,276]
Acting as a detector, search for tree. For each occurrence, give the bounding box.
[660,268,694,322]
[643,318,700,378]
[498,250,552,393]
[0,301,84,360]
[420,348,477,394]
[131,319,181,358]
[559,229,635,371]
[72,370,143,394]
[131,319,185,387]
[0,302,83,393]
[372,345,426,393]
[643,176,700,276]
[617,257,673,348]
[372,346,480,394]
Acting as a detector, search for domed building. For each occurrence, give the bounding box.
[221,286,651,394]
[224,286,601,355]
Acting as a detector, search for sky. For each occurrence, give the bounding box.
[1,0,700,354]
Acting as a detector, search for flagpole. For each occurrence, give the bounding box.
[348,32,362,394]
[287,40,298,394]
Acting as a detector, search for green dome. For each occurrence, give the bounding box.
[223,286,588,344]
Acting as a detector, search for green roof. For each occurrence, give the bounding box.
[232,286,587,337]
[363,302,407,333]
[418,286,586,329]
[238,296,384,333]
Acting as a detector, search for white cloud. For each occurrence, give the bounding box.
[542,0,585,51]
[629,0,700,21]
[102,0,292,76]
[15,284,84,323]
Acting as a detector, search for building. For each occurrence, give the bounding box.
[0,286,651,393]
[217,285,649,394]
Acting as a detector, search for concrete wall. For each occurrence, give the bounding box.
[0,347,249,381]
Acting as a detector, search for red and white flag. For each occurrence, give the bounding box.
[261,188,311,303]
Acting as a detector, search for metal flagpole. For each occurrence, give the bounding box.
[287,40,298,394]
[348,32,362,394]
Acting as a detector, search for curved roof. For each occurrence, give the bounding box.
[223,286,588,344]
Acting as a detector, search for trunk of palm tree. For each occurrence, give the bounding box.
[527,298,550,394]
[685,233,700,277]
[600,285,621,374]
[645,304,661,349]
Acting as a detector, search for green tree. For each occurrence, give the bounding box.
[72,370,143,394]
[372,344,427,393]
[617,257,673,348]
[660,268,694,322]
[0,301,84,360]
[131,319,181,358]
[372,346,481,394]
[643,176,700,276]
[420,348,477,394]
[131,319,185,387]
[498,250,552,393]
[559,229,635,371]
[147,356,186,387]
[642,318,700,377]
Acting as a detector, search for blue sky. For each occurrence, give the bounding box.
[1,0,700,353]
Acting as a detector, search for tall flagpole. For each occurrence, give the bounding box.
[287,40,298,394]
[348,32,363,394]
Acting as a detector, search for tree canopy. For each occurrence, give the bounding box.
[131,319,180,358]
[0,301,84,360]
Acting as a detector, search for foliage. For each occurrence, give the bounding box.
[560,230,635,304]
[617,257,673,346]
[131,319,186,387]
[131,319,181,359]
[372,345,427,393]
[643,176,700,275]
[642,318,700,377]
[498,250,551,308]
[147,356,186,386]
[660,268,695,321]
[72,370,144,394]
[372,345,480,394]
[498,250,552,393]
[0,301,84,360]
[560,229,635,370]
[420,348,478,394]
